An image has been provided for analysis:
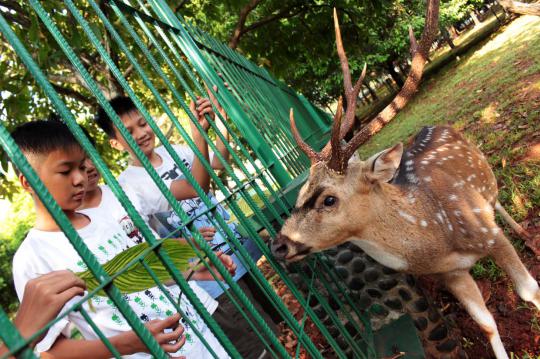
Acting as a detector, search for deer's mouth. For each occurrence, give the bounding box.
[285,245,312,262]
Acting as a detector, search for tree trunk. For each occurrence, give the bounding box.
[364,81,378,101]
[383,78,395,94]
[359,91,371,104]
[499,0,540,16]
[386,62,404,88]
[398,62,409,78]
[470,11,482,26]
[490,4,502,22]
[228,0,262,49]
[441,27,456,49]
[448,25,458,38]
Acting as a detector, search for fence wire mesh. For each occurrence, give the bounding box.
[0,1,375,358]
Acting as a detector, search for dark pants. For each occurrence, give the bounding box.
[212,275,280,359]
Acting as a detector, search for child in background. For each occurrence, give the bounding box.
[79,149,234,328]
[95,89,277,358]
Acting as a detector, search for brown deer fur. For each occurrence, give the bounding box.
[273,126,539,359]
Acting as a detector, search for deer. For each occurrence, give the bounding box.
[271,2,539,358]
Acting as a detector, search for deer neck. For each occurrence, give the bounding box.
[347,183,436,271]
[353,183,427,244]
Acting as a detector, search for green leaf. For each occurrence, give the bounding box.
[76,239,196,297]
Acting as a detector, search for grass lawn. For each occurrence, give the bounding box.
[356,15,540,357]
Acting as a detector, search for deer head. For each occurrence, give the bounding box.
[272,1,440,261]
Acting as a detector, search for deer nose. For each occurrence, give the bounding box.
[271,234,292,259]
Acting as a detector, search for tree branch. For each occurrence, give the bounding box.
[51,83,94,106]
[0,0,30,27]
[99,0,123,98]
[228,0,263,49]
[241,3,309,34]
[498,0,540,16]
[174,0,190,13]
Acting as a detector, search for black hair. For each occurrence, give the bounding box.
[95,96,137,139]
[47,112,96,147]
[11,120,82,163]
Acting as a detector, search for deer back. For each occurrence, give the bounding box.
[391,126,500,252]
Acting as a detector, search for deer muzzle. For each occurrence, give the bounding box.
[271,234,312,261]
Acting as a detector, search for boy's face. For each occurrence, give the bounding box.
[84,157,101,193]
[110,109,156,158]
[20,147,88,211]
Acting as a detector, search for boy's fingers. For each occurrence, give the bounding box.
[50,273,87,294]
[159,313,181,330]
[162,335,186,353]
[161,324,184,343]
[57,286,86,305]
[198,226,215,232]
[196,103,213,113]
[196,98,209,106]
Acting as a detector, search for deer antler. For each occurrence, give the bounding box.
[290,0,440,173]
[341,0,440,161]
[290,108,322,164]
[322,9,367,153]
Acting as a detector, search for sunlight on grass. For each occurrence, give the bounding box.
[478,102,500,124]
[471,16,540,59]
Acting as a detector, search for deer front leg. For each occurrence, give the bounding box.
[441,270,508,359]
[489,233,540,309]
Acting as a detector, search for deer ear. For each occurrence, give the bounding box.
[366,143,403,183]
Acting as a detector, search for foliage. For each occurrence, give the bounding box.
[440,0,483,28]
[0,191,35,313]
[0,1,490,198]
[77,239,195,297]
[0,238,18,313]
[183,0,490,106]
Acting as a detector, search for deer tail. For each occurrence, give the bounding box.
[495,201,531,240]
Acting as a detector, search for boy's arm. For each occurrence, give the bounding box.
[169,97,212,200]
[44,313,185,359]
[207,85,230,171]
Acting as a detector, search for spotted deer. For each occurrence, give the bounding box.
[271,2,539,359]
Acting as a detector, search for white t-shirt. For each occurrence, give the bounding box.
[12,216,227,358]
[77,185,218,315]
[118,145,262,298]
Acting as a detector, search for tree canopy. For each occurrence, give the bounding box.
[0,0,493,199]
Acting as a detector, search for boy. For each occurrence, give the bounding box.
[11,120,230,358]
[96,92,277,358]
[79,152,227,322]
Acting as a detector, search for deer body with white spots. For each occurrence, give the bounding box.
[271,3,538,358]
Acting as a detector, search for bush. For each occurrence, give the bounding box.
[0,191,34,315]
[0,238,18,314]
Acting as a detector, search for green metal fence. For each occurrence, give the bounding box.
[0,1,376,358]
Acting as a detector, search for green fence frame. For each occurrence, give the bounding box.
[0,1,375,358]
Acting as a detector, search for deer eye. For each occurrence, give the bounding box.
[323,196,337,207]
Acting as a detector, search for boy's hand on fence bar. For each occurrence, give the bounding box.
[216,251,236,277]
[198,226,216,242]
[14,270,86,344]
[206,74,231,120]
[189,97,214,133]
[189,251,236,281]
[123,313,186,357]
